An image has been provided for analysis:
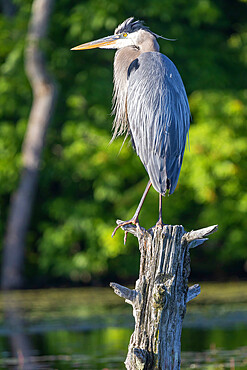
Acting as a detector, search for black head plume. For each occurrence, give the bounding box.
[114,17,176,41]
[115,17,151,35]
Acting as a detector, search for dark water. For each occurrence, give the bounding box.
[0,286,247,369]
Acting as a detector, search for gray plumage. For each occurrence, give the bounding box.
[112,17,190,195]
[71,17,190,200]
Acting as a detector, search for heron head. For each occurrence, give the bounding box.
[71,17,163,51]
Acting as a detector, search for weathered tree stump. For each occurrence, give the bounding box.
[110,222,218,369]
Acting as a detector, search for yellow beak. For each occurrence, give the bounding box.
[71,34,120,50]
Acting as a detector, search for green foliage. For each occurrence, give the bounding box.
[177,90,247,275]
[0,0,247,284]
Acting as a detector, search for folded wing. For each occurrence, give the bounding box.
[127,52,190,195]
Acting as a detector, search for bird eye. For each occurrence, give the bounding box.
[123,32,128,37]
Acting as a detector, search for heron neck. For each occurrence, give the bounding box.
[112,39,159,140]
[112,47,140,140]
[113,35,159,84]
[114,47,141,76]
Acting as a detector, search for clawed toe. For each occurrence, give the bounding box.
[111,220,132,238]
[111,181,152,243]
[111,217,143,240]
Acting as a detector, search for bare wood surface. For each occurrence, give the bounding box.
[1,0,56,289]
[111,223,217,369]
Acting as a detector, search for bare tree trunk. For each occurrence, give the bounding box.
[111,222,218,369]
[1,0,57,290]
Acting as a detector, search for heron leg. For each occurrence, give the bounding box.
[112,180,152,241]
[156,193,164,227]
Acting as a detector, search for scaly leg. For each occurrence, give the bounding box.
[112,180,152,241]
[156,193,164,227]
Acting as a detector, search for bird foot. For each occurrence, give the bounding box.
[112,217,143,244]
[155,218,164,228]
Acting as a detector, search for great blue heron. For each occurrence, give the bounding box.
[71,17,190,241]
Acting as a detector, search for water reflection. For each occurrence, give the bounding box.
[2,292,40,369]
[0,286,247,369]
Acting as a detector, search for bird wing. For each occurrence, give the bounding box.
[127,52,190,195]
